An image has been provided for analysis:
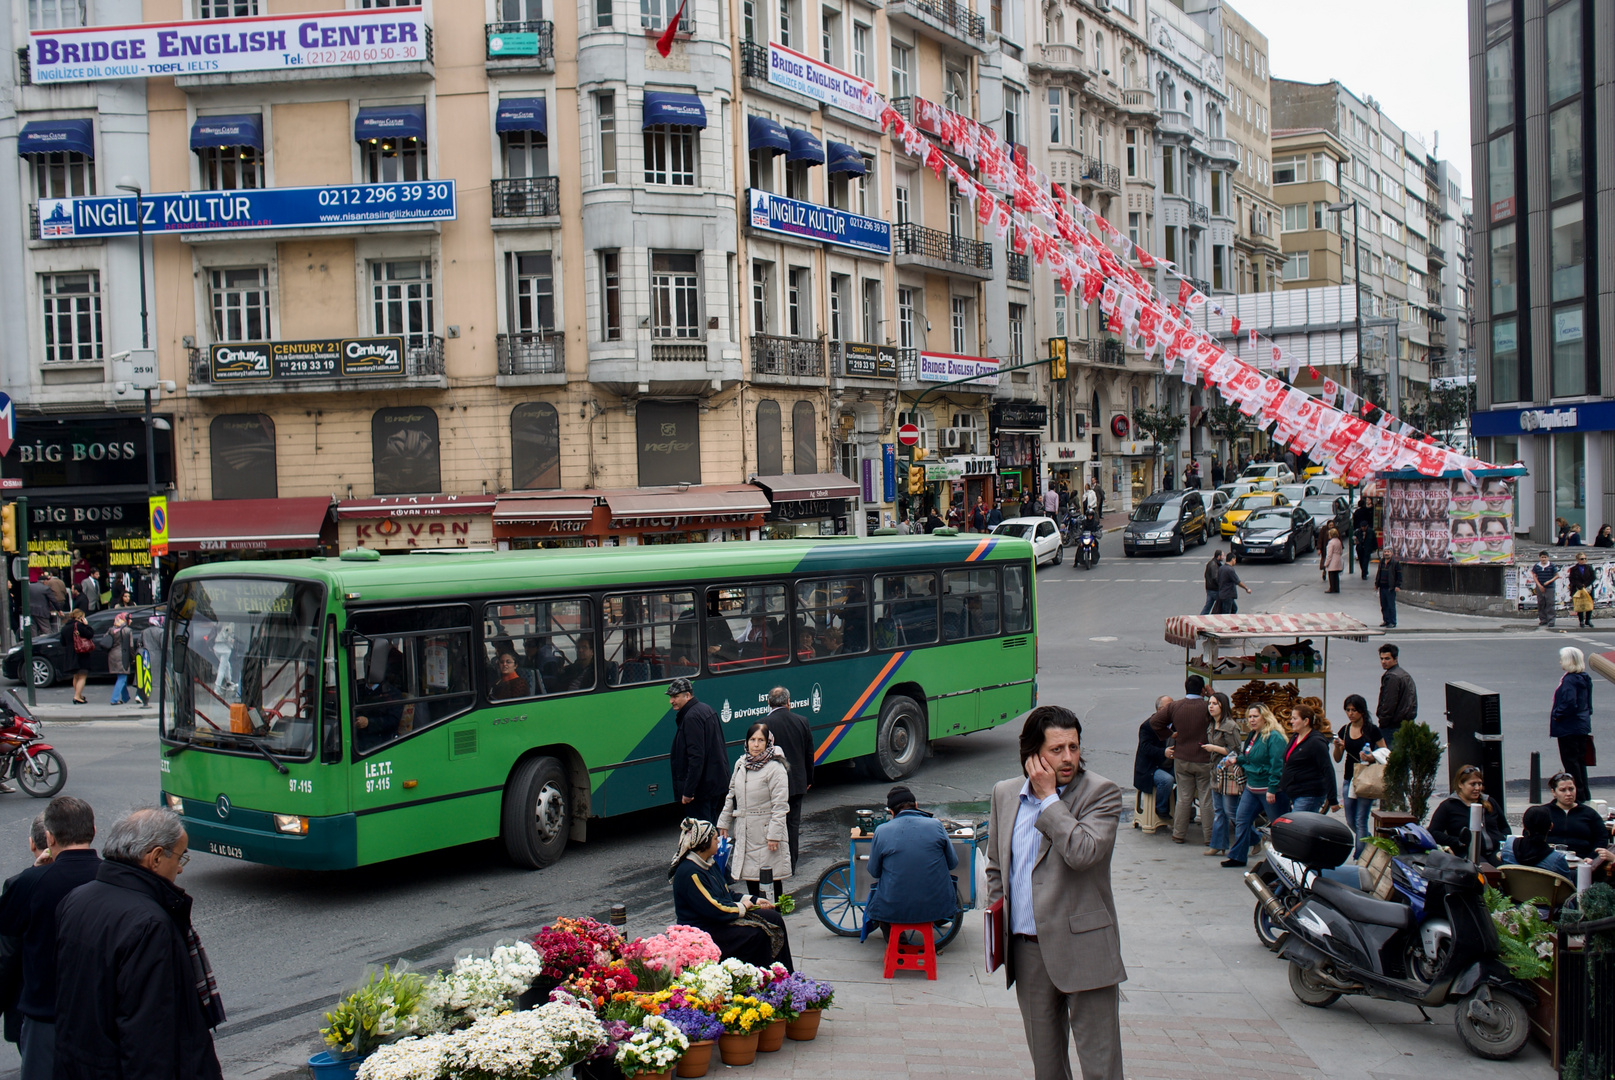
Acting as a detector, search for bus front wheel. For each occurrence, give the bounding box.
[872,695,926,781]
[502,755,571,869]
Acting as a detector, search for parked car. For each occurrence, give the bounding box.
[1239,462,1295,485]
[1220,491,1290,537]
[1298,494,1352,541]
[1231,505,1316,563]
[992,517,1064,567]
[3,605,160,689]
[1123,491,1208,556]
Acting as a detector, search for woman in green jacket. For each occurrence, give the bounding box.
[1221,704,1289,868]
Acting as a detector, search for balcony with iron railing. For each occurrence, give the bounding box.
[485,21,554,69]
[498,332,564,377]
[887,0,986,48]
[1425,242,1447,267]
[1188,202,1210,226]
[894,222,993,279]
[491,176,560,219]
[751,334,825,380]
[1007,252,1030,283]
[896,347,920,382]
[1078,157,1121,193]
[1093,338,1124,365]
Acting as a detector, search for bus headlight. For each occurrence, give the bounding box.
[273,814,309,836]
[165,793,183,814]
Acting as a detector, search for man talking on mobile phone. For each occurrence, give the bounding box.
[986,706,1125,1079]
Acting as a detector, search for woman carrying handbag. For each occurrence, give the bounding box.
[1202,692,1243,857]
[1333,694,1388,855]
[60,609,95,704]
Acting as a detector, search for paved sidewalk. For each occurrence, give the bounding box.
[758,819,1556,1080]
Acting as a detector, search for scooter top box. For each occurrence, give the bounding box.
[1270,811,1354,870]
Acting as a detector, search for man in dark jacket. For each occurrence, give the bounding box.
[764,686,814,871]
[862,785,958,938]
[1374,643,1417,740]
[667,678,728,826]
[0,815,52,1047]
[1200,551,1223,616]
[1133,696,1175,821]
[1375,550,1402,628]
[1353,497,1376,580]
[55,807,224,1080]
[1149,678,1216,847]
[0,796,99,1080]
[1216,556,1251,614]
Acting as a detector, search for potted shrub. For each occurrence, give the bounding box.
[663,1006,722,1077]
[1382,721,1442,822]
[715,994,775,1066]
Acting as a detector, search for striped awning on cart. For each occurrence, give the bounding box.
[1164,613,1380,648]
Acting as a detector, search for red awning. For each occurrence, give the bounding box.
[602,485,770,523]
[168,497,333,553]
[1164,612,1380,648]
[493,494,598,525]
[336,494,498,519]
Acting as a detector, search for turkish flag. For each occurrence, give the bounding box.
[1230,317,1240,338]
[655,0,688,55]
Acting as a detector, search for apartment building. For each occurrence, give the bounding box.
[1468,0,1609,543]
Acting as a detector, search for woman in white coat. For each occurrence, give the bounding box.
[718,722,792,900]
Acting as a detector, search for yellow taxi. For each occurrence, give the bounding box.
[1302,466,1327,480]
[1220,491,1290,537]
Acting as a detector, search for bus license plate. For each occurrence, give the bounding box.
[208,843,245,859]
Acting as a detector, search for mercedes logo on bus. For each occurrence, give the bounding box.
[216,793,232,820]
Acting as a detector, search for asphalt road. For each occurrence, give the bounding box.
[0,527,1605,1078]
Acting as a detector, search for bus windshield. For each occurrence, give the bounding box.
[163,577,326,760]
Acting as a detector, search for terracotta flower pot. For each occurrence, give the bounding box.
[757,1019,787,1052]
[632,1072,672,1080]
[675,1040,714,1078]
[785,1009,822,1041]
[717,1031,760,1066]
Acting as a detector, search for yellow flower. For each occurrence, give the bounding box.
[758,1003,774,1020]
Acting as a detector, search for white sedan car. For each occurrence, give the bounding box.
[992,516,1064,567]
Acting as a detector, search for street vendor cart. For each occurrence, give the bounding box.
[1164,613,1383,725]
[812,816,987,950]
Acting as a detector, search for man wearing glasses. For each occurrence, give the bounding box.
[1568,552,1597,628]
[54,807,225,1080]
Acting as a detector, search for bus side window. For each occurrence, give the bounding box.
[705,583,789,674]
[603,590,696,686]
[793,577,867,659]
[321,616,342,763]
[1003,565,1031,633]
[348,606,475,756]
[942,568,1000,640]
[874,573,938,649]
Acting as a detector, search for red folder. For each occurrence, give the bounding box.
[984,897,1005,973]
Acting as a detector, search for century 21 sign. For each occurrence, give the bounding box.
[210,336,405,382]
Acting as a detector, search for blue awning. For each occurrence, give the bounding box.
[17,119,94,157]
[826,140,866,176]
[786,128,824,165]
[747,115,790,155]
[354,105,427,143]
[642,91,707,129]
[189,114,263,151]
[495,98,547,135]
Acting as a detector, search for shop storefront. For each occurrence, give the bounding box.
[1043,441,1092,501]
[167,497,337,565]
[493,494,601,550]
[336,495,497,551]
[1472,402,1611,543]
[751,474,858,538]
[3,414,175,603]
[990,403,1048,507]
[492,486,768,547]
[1118,438,1160,510]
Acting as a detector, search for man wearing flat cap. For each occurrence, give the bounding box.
[860,785,959,940]
[667,678,728,826]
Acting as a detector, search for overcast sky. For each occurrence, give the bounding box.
[1229,0,1473,195]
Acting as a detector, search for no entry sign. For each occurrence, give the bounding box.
[897,423,919,447]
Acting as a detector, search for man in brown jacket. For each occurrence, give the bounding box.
[987,706,1124,1079]
[1148,676,1215,847]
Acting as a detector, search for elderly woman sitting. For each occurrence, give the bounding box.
[668,818,793,971]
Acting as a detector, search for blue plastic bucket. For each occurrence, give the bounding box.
[307,1051,363,1079]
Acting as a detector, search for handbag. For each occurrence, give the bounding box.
[1212,759,1246,796]
[1351,761,1387,800]
[1573,588,1594,613]
[72,626,93,654]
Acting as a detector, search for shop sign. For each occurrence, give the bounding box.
[26,501,149,544]
[109,529,153,569]
[636,402,702,488]
[924,461,963,482]
[918,352,998,387]
[765,41,879,119]
[748,189,891,256]
[37,180,455,239]
[209,336,405,382]
[882,444,896,503]
[991,403,1048,430]
[767,498,847,521]
[842,342,897,378]
[28,7,427,83]
[1044,442,1091,462]
[1472,400,1615,438]
[860,458,875,503]
[339,515,492,551]
[4,416,174,490]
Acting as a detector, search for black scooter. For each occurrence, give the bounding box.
[1250,812,1534,1060]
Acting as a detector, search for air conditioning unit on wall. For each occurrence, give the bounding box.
[943,428,963,448]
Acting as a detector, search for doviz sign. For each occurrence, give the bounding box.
[38,181,455,239]
[765,41,879,119]
[210,337,406,382]
[28,7,426,83]
[842,342,896,379]
[748,189,890,256]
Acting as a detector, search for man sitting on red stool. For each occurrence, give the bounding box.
[860,785,959,944]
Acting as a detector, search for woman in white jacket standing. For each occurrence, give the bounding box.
[718,722,792,900]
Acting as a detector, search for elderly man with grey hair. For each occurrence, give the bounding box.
[765,686,814,878]
[53,808,224,1080]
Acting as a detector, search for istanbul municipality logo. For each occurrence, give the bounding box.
[720,699,733,724]
[811,684,823,714]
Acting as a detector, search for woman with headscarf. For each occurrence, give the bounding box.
[718,722,792,900]
[668,818,793,970]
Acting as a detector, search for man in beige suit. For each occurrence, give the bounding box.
[986,705,1124,1080]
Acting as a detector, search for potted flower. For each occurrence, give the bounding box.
[532,917,626,1004]
[753,980,796,1053]
[1484,887,1557,1055]
[715,994,774,1066]
[614,1015,690,1080]
[315,965,426,1076]
[777,973,834,1041]
[662,1004,722,1077]
[621,925,721,991]
[437,999,608,1079]
[418,941,546,1034]
[355,1034,449,1080]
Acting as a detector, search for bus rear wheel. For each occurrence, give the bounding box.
[502,755,571,869]
[872,694,926,781]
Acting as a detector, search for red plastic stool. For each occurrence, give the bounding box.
[882,922,937,980]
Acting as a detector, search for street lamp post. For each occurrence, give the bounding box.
[1327,200,1363,402]
[117,177,160,600]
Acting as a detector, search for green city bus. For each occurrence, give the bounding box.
[158,535,1037,870]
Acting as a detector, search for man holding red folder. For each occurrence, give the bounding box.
[986,706,1125,1079]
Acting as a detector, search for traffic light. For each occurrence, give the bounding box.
[1,504,14,553]
[913,446,927,461]
[907,465,926,493]
[1050,337,1067,381]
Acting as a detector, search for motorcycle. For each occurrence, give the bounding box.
[0,690,67,798]
[1248,812,1533,1060]
[1076,525,1101,569]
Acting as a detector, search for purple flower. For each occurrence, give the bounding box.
[662,1007,723,1042]
[589,1018,637,1060]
